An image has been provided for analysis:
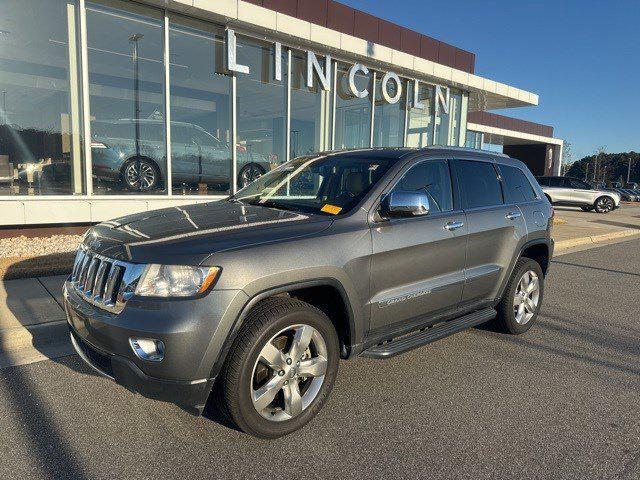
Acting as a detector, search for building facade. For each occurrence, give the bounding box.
[0,0,563,226]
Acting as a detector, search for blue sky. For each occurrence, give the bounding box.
[341,0,639,161]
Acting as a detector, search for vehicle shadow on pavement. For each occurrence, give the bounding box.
[477,310,640,380]
[1,257,92,479]
[551,259,640,278]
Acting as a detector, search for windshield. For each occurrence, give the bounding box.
[232,155,393,215]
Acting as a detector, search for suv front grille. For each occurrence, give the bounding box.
[70,247,144,314]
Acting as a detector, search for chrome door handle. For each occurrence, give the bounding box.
[444,221,464,231]
[505,212,522,220]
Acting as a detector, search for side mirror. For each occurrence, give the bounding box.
[380,191,430,218]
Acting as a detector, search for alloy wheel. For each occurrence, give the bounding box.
[239,165,263,189]
[513,270,540,325]
[596,197,613,213]
[125,160,157,191]
[251,324,328,422]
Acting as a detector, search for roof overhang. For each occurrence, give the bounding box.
[468,122,563,146]
[149,0,538,109]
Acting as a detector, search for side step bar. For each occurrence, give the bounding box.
[361,308,496,359]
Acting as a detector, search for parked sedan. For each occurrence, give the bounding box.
[536,176,621,213]
[614,188,640,202]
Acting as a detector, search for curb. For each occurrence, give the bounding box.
[0,320,70,353]
[555,228,640,251]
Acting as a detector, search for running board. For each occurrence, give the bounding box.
[361,308,496,359]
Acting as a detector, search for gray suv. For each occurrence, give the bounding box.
[64,147,553,438]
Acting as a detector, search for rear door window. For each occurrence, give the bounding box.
[500,165,538,203]
[455,159,503,209]
[548,177,565,188]
[536,177,549,186]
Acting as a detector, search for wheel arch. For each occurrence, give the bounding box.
[495,238,552,304]
[209,278,357,379]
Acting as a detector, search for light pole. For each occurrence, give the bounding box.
[129,33,143,190]
[627,154,633,185]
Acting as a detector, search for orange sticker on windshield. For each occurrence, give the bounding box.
[321,204,342,215]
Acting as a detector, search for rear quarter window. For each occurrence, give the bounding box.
[500,165,538,203]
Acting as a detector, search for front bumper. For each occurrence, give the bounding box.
[63,280,248,413]
[68,326,213,414]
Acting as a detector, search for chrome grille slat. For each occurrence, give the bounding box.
[77,253,93,287]
[92,260,110,301]
[69,247,145,314]
[71,250,85,281]
[84,257,100,295]
[103,265,122,306]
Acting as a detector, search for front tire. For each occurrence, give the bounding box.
[594,196,614,213]
[217,297,339,438]
[495,257,544,334]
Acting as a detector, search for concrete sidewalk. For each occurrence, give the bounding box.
[552,203,640,250]
[1,203,640,369]
[0,274,73,368]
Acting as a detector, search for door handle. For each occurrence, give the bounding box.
[505,212,522,220]
[444,221,464,231]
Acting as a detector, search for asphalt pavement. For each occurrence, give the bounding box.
[1,239,639,480]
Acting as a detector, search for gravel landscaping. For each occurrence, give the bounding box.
[0,235,81,280]
[0,234,81,258]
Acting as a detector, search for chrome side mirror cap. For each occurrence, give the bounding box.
[380,191,430,218]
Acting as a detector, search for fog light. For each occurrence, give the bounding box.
[129,338,165,362]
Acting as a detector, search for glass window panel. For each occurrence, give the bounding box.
[289,50,331,159]
[236,37,286,189]
[392,160,453,213]
[169,16,231,195]
[450,90,463,146]
[455,159,503,208]
[434,89,451,146]
[373,75,406,147]
[499,164,538,203]
[334,64,372,150]
[0,0,84,196]
[406,82,433,148]
[465,130,483,149]
[87,0,166,195]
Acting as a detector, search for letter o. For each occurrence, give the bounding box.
[381,71,402,104]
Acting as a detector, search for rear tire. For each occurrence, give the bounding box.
[495,257,544,334]
[217,297,339,438]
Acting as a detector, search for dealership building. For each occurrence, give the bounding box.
[0,0,563,227]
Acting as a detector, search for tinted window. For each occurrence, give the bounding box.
[392,160,453,213]
[568,178,590,189]
[536,177,549,186]
[500,165,538,203]
[548,177,565,187]
[456,160,503,208]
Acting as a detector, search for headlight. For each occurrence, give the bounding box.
[135,265,221,298]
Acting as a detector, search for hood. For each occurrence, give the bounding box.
[83,200,333,264]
